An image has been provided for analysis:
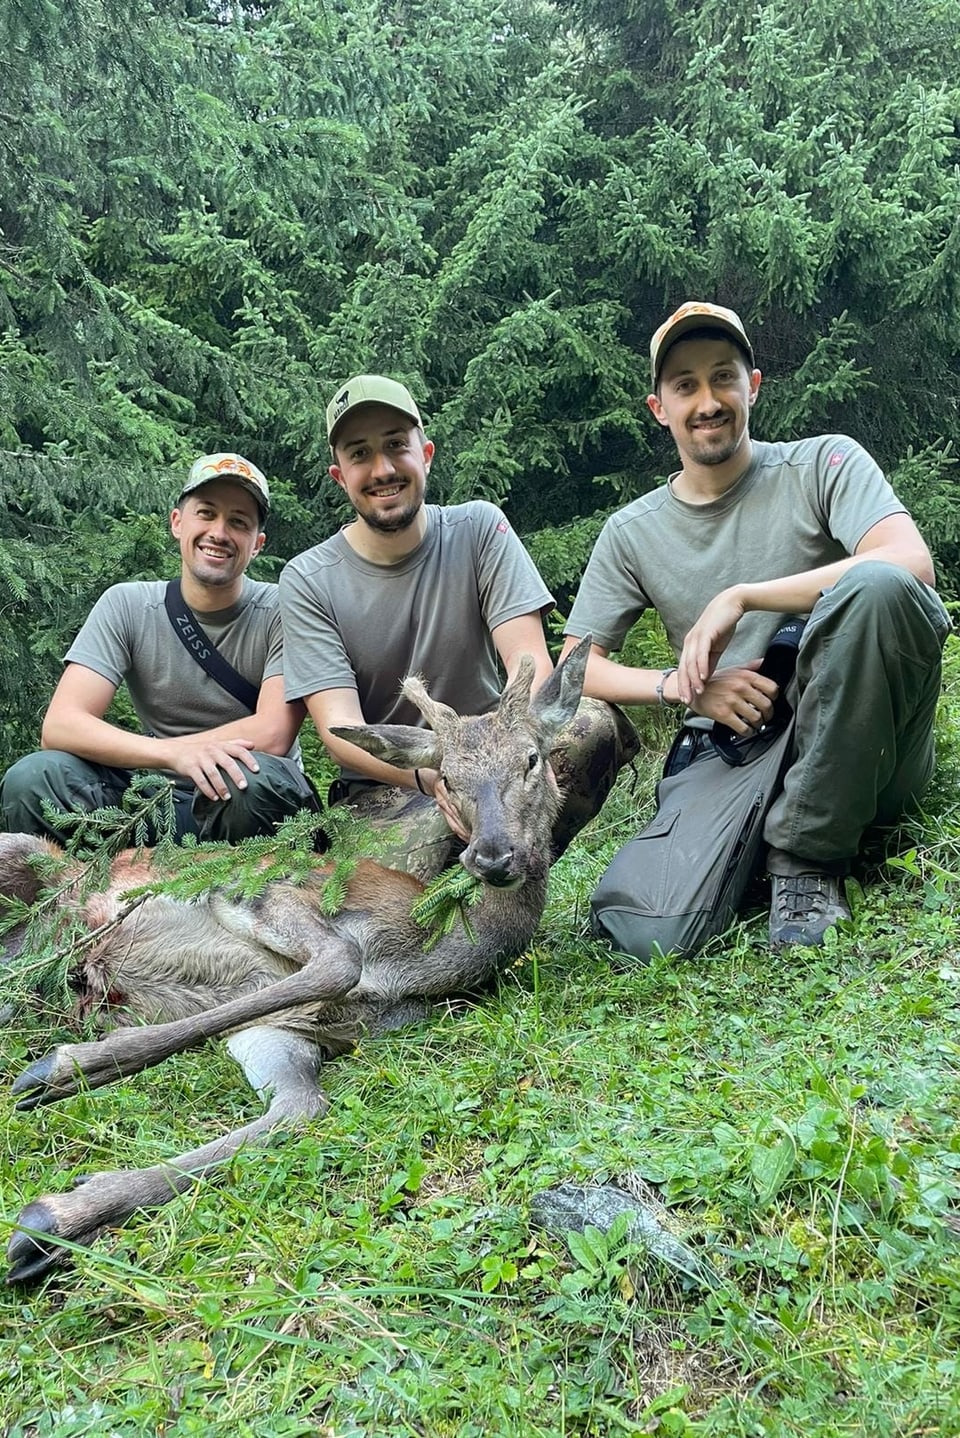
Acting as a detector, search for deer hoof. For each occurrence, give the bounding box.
[6,1200,74,1285]
[11,1051,75,1109]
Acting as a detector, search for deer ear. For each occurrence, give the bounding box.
[530,635,591,739]
[496,654,536,728]
[330,724,442,771]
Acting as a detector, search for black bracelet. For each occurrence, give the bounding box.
[414,768,428,795]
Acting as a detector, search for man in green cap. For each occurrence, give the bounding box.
[1,453,314,843]
[279,375,638,877]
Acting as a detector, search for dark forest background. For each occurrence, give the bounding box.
[2,0,959,764]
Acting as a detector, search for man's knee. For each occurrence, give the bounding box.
[2,750,116,837]
[249,753,320,809]
[2,751,75,822]
[822,561,947,632]
[832,558,914,599]
[805,563,949,683]
[2,751,50,809]
[193,752,320,841]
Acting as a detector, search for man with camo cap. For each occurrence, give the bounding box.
[2,453,314,843]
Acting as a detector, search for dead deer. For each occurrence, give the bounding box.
[2,638,589,1284]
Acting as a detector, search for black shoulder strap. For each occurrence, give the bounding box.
[164,580,260,713]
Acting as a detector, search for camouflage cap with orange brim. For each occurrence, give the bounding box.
[649,302,755,386]
[326,375,422,449]
[180,453,270,516]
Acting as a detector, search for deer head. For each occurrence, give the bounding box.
[332,636,591,888]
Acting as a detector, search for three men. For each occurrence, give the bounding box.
[278,375,637,878]
[1,454,312,843]
[563,302,950,954]
[4,326,949,962]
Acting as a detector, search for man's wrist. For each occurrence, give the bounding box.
[655,667,681,708]
[726,583,752,615]
[413,767,436,796]
[155,735,189,772]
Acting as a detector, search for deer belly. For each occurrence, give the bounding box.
[78,896,297,1025]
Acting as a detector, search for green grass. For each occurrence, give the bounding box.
[3,643,960,1437]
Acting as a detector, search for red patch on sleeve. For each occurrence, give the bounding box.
[828,450,846,467]
[497,520,509,533]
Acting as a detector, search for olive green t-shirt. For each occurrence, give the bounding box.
[279,502,553,778]
[65,577,299,762]
[565,435,908,665]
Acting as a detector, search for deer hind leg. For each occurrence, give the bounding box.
[6,1027,328,1286]
[11,928,362,1110]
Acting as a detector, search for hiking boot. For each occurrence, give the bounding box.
[768,870,851,949]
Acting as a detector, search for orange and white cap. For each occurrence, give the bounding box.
[650,302,754,386]
[181,453,270,516]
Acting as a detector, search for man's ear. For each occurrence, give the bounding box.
[422,438,435,472]
[170,507,183,538]
[329,463,345,490]
[646,393,669,428]
[748,369,762,407]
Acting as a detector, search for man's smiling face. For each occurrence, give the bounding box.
[647,335,760,473]
[329,403,434,534]
[171,480,264,593]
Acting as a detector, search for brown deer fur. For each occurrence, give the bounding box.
[2,639,589,1284]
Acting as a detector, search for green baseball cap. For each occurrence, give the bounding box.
[326,375,422,449]
[181,453,270,517]
[650,301,755,386]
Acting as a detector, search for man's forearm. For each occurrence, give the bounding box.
[734,538,935,616]
[40,711,297,772]
[41,712,178,770]
[579,651,679,707]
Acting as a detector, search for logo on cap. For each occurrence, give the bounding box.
[209,456,258,480]
[183,452,270,513]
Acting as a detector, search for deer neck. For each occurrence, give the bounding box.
[465,851,551,956]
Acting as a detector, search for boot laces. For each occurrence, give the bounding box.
[773,873,840,922]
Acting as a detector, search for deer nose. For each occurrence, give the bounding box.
[470,845,516,884]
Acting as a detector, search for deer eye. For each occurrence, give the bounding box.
[526,751,539,772]
[440,772,453,792]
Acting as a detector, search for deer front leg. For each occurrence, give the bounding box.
[7,1028,327,1285]
[11,934,361,1110]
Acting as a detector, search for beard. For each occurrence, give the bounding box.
[359,493,424,534]
[685,416,744,468]
[690,438,739,467]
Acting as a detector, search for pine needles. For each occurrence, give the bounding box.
[409,865,484,950]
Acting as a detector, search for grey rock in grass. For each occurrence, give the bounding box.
[529,1178,722,1291]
